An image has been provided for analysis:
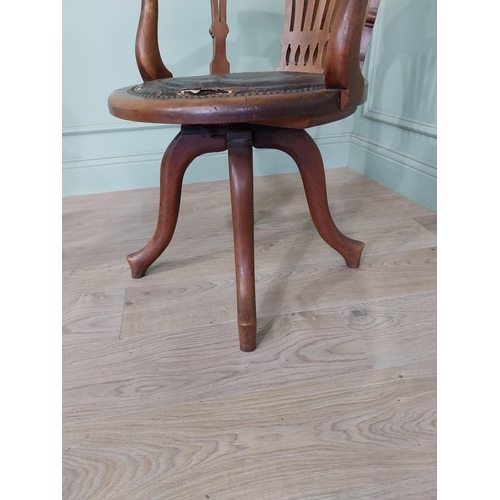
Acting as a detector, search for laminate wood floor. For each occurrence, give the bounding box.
[63,168,437,500]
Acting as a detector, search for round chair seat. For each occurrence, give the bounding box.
[108,71,361,129]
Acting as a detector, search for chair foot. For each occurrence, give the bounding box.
[126,251,152,279]
[239,323,257,352]
[126,129,227,278]
[342,239,365,269]
[253,127,365,268]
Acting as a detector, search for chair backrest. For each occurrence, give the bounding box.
[208,0,380,75]
[136,0,380,100]
[277,0,340,73]
[273,0,379,108]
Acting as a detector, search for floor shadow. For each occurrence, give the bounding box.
[255,219,314,348]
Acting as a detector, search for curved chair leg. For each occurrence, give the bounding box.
[127,130,227,278]
[227,130,257,352]
[253,127,364,268]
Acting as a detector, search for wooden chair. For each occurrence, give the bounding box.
[108,0,380,351]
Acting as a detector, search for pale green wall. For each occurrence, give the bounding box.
[63,0,437,212]
[62,0,352,196]
[349,0,437,212]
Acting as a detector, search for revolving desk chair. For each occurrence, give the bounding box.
[108,0,380,351]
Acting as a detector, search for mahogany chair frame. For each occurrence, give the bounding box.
[109,0,380,351]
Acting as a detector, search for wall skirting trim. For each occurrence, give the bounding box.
[350,134,436,177]
[313,133,351,145]
[62,122,177,136]
[62,133,350,197]
[361,107,437,138]
[63,151,165,171]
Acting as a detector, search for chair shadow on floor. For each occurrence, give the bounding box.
[255,219,314,348]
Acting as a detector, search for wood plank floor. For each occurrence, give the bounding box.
[63,168,437,500]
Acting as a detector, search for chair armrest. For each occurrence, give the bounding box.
[360,0,380,70]
[324,0,369,109]
[136,0,173,81]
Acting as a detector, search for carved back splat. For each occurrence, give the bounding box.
[277,0,340,73]
[277,0,379,74]
[209,0,230,74]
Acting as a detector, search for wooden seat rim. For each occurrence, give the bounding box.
[108,79,367,128]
